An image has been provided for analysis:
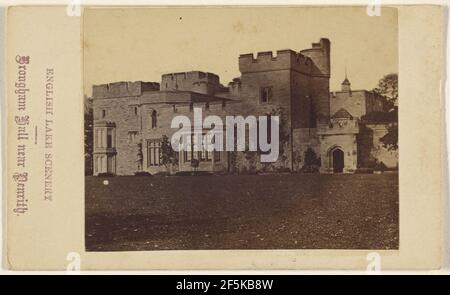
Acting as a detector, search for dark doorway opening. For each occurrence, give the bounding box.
[332,149,344,173]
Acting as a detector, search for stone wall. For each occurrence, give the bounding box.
[237,66,293,171]
[317,119,359,173]
[292,128,321,171]
[357,123,398,169]
[91,39,340,175]
[319,133,358,173]
[94,93,235,175]
[93,96,141,175]
[330,90,385,119]
[309,76,331,123]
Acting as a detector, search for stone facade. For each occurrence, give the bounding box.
[330,78,385,118]
[91,38,398,175]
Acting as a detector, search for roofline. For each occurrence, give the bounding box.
[161,71,219,78]
[93,89,234,103]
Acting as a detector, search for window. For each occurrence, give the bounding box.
[129,106,139,116]
[147,139,162,167]
[101,109,106,118]
[95,127,115,148]
[96,128,102,148]
[96,156,103,172]
[201,134,212,161]
[184,147,192,162]
[151,110,157,128]
[107,155,114,173]
[260,87,273,104]
[183,133,214,162]
[128,131,138,144]
[95,155,115,174]
[106,129,113,148]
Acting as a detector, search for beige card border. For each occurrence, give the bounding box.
[4,5,443,270]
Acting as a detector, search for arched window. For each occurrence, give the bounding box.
[151,110,157,128]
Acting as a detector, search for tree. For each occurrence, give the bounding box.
[380,124,398,151]
[84,96,93,175]
[373,73,398,111]
[373,73,399,151]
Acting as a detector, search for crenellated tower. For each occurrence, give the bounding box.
[237,38,331,128]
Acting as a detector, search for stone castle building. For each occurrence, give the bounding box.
[91,38,398,176]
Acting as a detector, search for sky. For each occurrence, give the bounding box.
[83,6,398,96]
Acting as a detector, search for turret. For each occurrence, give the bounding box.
[341,77,351,92]
[300,38,331,77]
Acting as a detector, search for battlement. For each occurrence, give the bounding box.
[92,81,160,99]
[161,71,221,95]
[228,77,241,97]
[161,71,219,84]
[300,38,331,77]
[238,39,330,76]
[239,49,313,74]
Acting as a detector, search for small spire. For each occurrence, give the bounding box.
[341,66,351,92]
[342,65,350,85]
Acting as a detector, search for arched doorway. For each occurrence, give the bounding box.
[332,149,344,173]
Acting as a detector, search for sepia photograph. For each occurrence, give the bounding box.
[83,6,399,252]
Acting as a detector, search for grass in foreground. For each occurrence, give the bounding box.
[85,174,398,251]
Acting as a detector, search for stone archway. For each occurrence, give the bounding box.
[332,148,344,173]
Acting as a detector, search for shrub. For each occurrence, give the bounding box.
[361,110,397,124]
[97,172,115,177]
[374,161,387,172]
[300,148,321,173]
[175,171,192,176]
[153,171,171,177]
[275,166,291,173]
[300,165,320,173]
[134,171,152,176]
[174,171,212,176]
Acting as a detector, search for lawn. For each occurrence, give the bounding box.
[85,174,398,251]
